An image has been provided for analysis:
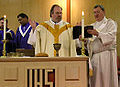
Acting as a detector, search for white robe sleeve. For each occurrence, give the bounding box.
[98,19,117,45]
[35,26,42,55]
[68,27,77,56]
[27,29,37,48]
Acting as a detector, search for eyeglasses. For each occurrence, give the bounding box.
[93,10,103,15]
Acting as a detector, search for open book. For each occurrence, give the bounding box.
[73,26,93,39]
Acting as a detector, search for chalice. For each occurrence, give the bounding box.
[53,43,61,57]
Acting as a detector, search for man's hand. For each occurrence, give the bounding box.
[79,35,87,41]
[29,19,36,31]
[87,29,98,36]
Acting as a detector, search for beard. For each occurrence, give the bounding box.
[56,16,62,22]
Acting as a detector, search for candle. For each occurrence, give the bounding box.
[82,11,84,38]
[4,15,6,40]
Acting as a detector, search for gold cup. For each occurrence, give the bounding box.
[53,43,61,57]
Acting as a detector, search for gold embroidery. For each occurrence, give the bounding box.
[40,23,71,56]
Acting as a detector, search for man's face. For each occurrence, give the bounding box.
[93,7,105,22]
[51,6,62,23]
[17,16,28,26]
[0,19,7,29]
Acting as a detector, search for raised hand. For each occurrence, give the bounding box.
[29,19,36,30]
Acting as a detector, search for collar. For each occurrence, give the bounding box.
[96,17,107,24]
[19,24,31,37]
[50,18,63,25]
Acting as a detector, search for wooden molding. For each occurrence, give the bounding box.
[67,0,71,23]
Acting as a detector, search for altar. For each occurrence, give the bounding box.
[0,57,89,87]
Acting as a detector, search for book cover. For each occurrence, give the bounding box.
[73,26,93,39]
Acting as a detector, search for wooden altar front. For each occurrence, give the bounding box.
[0,57,89,87]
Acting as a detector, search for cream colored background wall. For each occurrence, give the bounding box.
[0,0,67,31]
[0,0,120,56]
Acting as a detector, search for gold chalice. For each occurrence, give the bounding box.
[53,43,61,57]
